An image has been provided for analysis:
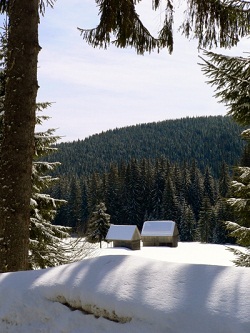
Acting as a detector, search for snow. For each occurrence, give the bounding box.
[0,242,249,333]
[106,224,140,240]
[141,220,176,236]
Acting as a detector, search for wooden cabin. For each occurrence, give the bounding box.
[141,220,179,247]
[106,225,141,250]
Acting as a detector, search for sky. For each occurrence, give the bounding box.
[1,1,248,142]
[0,241,249,333]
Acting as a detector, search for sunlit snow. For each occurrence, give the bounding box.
[0,242,249,333]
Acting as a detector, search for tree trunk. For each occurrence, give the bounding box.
[0,0,39,272]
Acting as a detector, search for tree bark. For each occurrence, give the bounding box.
[0,0,39,272]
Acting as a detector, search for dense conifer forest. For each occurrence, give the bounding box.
[46,116,245,243]
[47,116,244,178]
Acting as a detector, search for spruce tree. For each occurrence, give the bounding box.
[197,197,213,243]
[225,167,250,246]
[140,159,153,224]
[29,106,72,269]
[87,172,103,214]
[105,163,122,225]
[67,176,83,231]
[188,161,203,221]
[0,30,81,269]
[201,48,250,264]
[151,159,167,219]
[79,179,89,233]
[86,202,110,248]
[179,163,191,203]
[51,176,72,226]
[241,143,250,167]
[124,159,145,228]
[212,200,230,244]
[201,51,250,127]
[179,200,196,242]
[161,175,179,222]
[219,162,231,198]
[203,166,217,206]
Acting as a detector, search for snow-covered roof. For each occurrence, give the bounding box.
[141,221,176,236]
[106,225,140,241]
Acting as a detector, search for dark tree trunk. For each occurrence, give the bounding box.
[0,0,39,272]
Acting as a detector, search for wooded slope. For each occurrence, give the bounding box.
[48,116,244,178]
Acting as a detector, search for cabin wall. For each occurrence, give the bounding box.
[113,240,141,250]
[142,236,178,247]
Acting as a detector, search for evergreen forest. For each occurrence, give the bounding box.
[47,116,244,178]
[46,116,245,244]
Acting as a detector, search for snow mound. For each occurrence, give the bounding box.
[0,253,250,333]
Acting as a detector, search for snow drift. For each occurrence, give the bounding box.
[0,245,250,333]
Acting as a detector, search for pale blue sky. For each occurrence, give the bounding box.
[8,1,250,142]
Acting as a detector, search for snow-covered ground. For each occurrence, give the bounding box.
[0,242,249,333]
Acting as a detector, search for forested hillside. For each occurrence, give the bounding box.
[45,116,245,243]
[47,116,244,178]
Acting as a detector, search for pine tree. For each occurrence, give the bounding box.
[123,159,144,228]
[51,176,71,226]
[200,48,250,264]
[66,176,83,231]
[225,167,250,246]
[105,163,122,225]
[86,202,110,248]
[139,159,153,223]
[161,175,179,222]
[200,51,250,127]
[79,179,89,233]
[0,29,79,269]
[203,166,217,206]
[197,197,213,243]
[29,106,73,269]
[219,162,231,198]
[145,162,157,221]
[151,159,167,219]
[87,172,103,214]
[188,161,203,221]
[240,143,250,167]
[212,199,230,244]
[179,200,196,242]
[179,163,191,203]
[172,164,183,198]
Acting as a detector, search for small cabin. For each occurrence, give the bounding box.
[106,224,141,250]
[141,220,179,247]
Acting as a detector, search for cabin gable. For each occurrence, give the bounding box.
[141,221,179,247]
[106,225,141,250]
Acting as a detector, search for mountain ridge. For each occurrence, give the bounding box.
[47,115,245,178]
